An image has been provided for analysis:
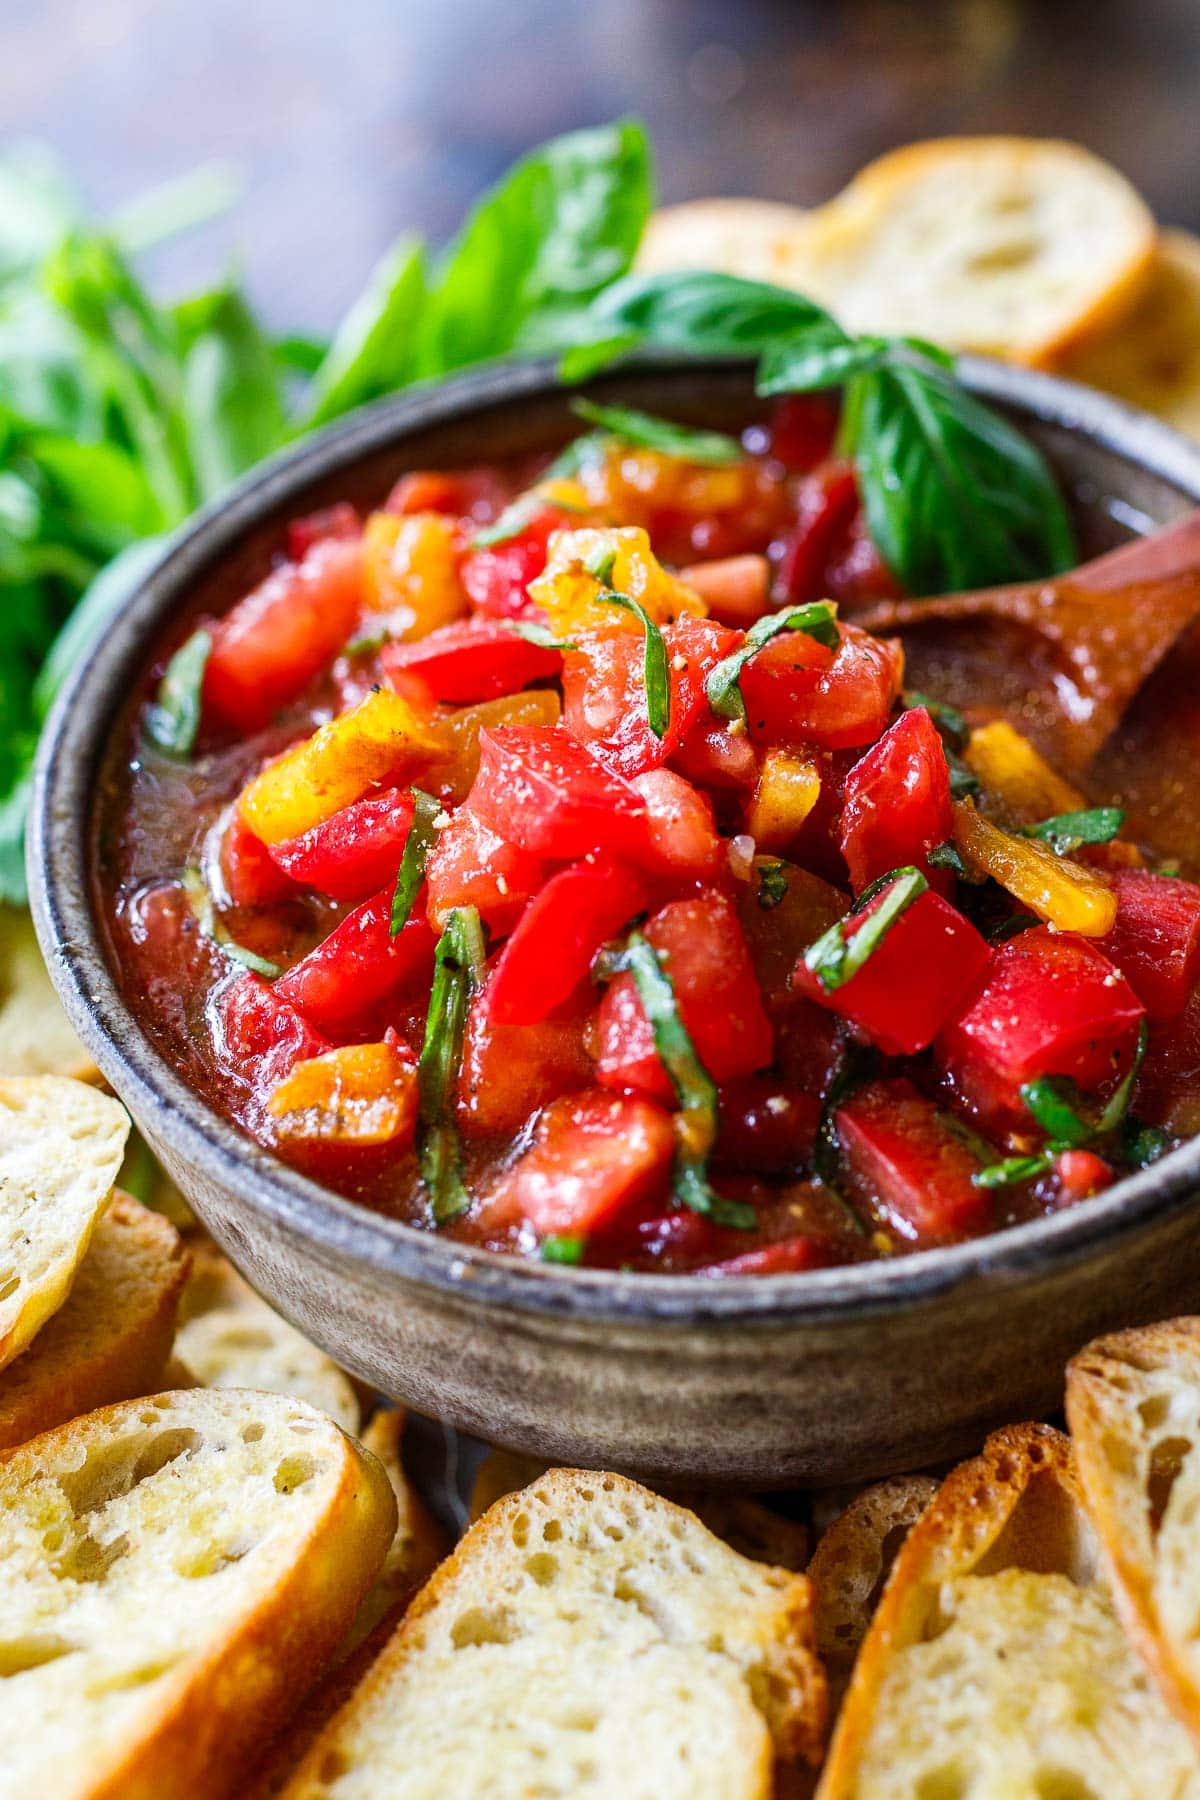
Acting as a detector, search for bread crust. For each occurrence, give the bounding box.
[1067,1316,1200,1748]
[1063,230,1200,437]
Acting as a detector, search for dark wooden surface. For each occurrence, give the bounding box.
[5,0,1200,332]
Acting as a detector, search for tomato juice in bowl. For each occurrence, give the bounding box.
[32,358,1200,1484]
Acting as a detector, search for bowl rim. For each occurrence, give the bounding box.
[28,350,1200,1328]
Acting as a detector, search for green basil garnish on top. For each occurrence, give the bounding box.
[570,398,743,466]
[755,860,790,910]
[417,904,486,1224]
[541,1233,587,1265]
[1021,807,1125,858]
[181,864,282,979]
[802,866,929,995]
[974,1020,1150,1189]
[705,601,839,724]
[600,591,670,738]
[390,788,442,936]
[145,628,211,758]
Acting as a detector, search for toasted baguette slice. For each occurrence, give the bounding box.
[0,1075,128,1370]
[778,137,1156,366]
[818,1424,1200,1797]
[176,1244,360,1432]
[637,198,812,285]
[1067,1316,1200,1748]
[0,1190,188,1449]
[807,1475,937,1712]
[1063,230,1200,438]
[280,1468,827,1798]
[0,906,99,1083]
[340,1409,447,1655]
[0,1387,396,1800]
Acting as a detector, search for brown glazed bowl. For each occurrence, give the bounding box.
[28,355,1200,1487]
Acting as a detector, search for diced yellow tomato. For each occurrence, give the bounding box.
[430,690,562,805]
[952,799,1118,936]
[528,525,706,635]
[238,688,443,845]
[576,446,754,523]
[362,510,466,634]
[964,721,1085,824]
[267,1042,418,1146]
[746,751,822,853]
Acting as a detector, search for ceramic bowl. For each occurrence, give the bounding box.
[28,355,1200,1486]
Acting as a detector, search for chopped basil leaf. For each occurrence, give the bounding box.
[904,690,968,751]
[620,931,755,1230]
[811,1037,873,1234]
[581,538,617,583]
[946,752,981,800]
[1124,1122,1173,1169]
[471,483,586,550]
[509,620,576,650]
[802,867,928,995]
[1021,807,1125,858]
[756,860,789,910]
[570,397,743,466]
[927,840,967,877]
[181,864,282,978]
[1096,1019,1149,1135]
[973,1153,1051,1190]
[988,911,1038,943]
[145,627,211,757]
[601,591,669,738]
[541,1233,587,1265]
[417,905,486,1223]
[390,788,441,936]
[1020,1078,1094,1149]
[705,601,839,723]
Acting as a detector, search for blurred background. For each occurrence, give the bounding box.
[8,0,1199,332]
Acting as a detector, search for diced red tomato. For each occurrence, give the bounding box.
[274,887,434,1035]
[694,1236,833,1276]
[836,1078,992,1245]
[712,1076,822,1174]
[202,538,364,733]
[458,979,593,1137]
[425,806,548,940]
[741,622,903,751]
[1053,1149,1114,1204]
[839,708,953,893]
[267,790,415,903]
[459,508,572,619]
[286,503,360,562]
[1136,989,1200,1135]
[477,1090,675,1235]
[935,925,1146,1136]
[381,619,561,704]
[629,769,723,881]
[561,616,741,779]
[597,889,773,1099]
[824,510,902,607]
[214,972,331,1089]
[486,855,648,1027]
[671,713,760,790]
[793,885,991,1057]
[1096,870,1200,1018]
[219,809,297,908]
[385,468,509,520]
[775,460,859,603]
[765,396,840,473]
[468,726,649,860]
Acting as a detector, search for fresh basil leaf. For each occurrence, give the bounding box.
[0,143,80,288]
[182,288,286,500]
[904,689,968,751]
[418,121,652,377]
[0,291,107,439]
[620,930,754,1230]
[541,1233,587,1266]
[946,753,981,800]
[1021,807,1125,858]
[181,864,282,977]
[28,434,161,547]
[1096,1019,1149,1136]
[109,162,240,255]
[756,860,789,910]
[34,536,166,716]
[705,601,838,723]
[927,840,967,876]
[757,322,888,395]
[417,906,486,1223]
[601,591,670,738]
[1020,1078,1094,1149]
[1124,1122,1173,1169]
[811,1037,873,1233]
[303,237,426,429]
[570,398,742,466]
[145,627,211,757]
[509,620,575,650]
[0,770,34,905]
[803,867,929,994]
[390,788,441,935]
[973,1153,1051,1190]
[273,334,329,377]
[564,271,833,376]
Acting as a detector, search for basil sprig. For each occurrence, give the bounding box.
[706,601,839,723]
[390,788,441,936]
[145,627,211,757]
[1021,808,1125,858]
[564,272,1077,597]
[616,931,755,1231]
[601,591,670,738]
[974,1019,1150,1189]
[802,867,929,995]
[571,398,743,466]
[181,864,282,979]
[417,905,486,1223]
